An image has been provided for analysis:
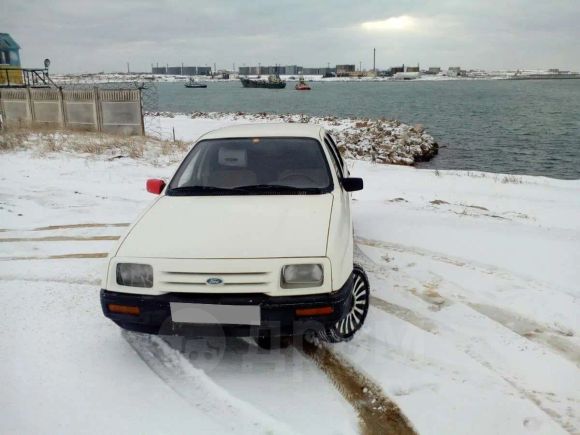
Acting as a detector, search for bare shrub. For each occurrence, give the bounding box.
[0,131,27,151]
[1,125,193,161]
[501,174,523,184]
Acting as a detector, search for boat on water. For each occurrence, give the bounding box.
[184,78,207,88]
[240,74,286,89]
[295,76,311,91]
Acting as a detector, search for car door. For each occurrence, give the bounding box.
[323,134,354,288]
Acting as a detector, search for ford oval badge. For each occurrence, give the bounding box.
[206,277,223,286]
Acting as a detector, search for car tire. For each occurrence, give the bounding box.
[319,264,370,343]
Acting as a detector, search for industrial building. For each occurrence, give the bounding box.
[166,66,182,75]
[302,67,335,75]
[336,64,356,76]
[238,64,341,76]
[179,66,194,75]
[151,65,212,76]
[425,67,441,75]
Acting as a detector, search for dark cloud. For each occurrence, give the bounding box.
[1,0,579,72]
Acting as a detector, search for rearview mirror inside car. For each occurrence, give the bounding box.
[342,177,363,192]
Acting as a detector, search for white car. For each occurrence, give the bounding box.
[101,123,370,347]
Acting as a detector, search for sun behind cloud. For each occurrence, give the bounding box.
[361,15,418,32]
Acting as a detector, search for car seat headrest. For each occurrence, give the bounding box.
[218,148,247,167]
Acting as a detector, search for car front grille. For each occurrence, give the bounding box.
[158,270,275,293]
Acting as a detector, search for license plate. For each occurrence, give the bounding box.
[170,302,261,326]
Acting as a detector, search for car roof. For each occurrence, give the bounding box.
[199,123,325,141]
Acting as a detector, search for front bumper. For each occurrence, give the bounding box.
[100,273,353,337]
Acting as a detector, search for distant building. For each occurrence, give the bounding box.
[425,67,441,75]
[336,64,356,76]
[165,66,181,75]
[182,66,198,75]
[239,64,341,76]
[447,66,466,77]
[197,66,212,75]
[0,33,21,66]
[302,67,335,75]
[302,67,322,75]
[152,65,212,75]
[285,65,302,75]
[406,65,420,73]
[383,66,404,77]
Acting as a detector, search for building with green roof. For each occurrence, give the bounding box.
[0,33,21,67]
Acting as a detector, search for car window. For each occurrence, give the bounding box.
[168,137,333,195]
[326,134,345,168]
[324,137,344,179]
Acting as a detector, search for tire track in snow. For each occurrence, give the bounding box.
[355,239,578,433]
[33,222,130,231]
[369,296,438,334]
[357,237,579,367]
[301,340,417,435]
[355,236,549,288]
[469,303,580,367]
[123,331,296,435]
[0,222,130,233]
[0,253,108,261]
[0,235,120,242]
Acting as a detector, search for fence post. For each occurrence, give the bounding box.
[59,87,67,129]
[138,87,145,136]
[26,87,35,127]
[94,87,102,132]
[0,90,4,131]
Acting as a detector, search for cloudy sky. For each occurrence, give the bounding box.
[2,0,579,73]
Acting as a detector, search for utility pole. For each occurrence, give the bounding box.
[127,62,130,73]
[181,62,184,75]
[373,48,376,75]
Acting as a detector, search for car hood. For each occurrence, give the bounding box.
[116,194,334,259]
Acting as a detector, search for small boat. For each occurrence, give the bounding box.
[240,74,286,89]
[295,76,311,91]
[184,78,207,88]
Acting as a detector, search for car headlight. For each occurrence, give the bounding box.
[281,264,323,288]
[116,263,153,288]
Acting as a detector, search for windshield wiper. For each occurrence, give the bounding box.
[235,184,321,193]
[167,185,248,195]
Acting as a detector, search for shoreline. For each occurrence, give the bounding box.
[147,111,439,166]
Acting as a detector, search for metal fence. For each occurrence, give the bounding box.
[0,84,147,135]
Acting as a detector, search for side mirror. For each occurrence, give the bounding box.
[342,177,363,192]
[146,179,166,195]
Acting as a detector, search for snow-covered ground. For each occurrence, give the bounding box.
[1,118,579,434]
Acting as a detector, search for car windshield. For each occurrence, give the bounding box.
[167,137,333,195]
